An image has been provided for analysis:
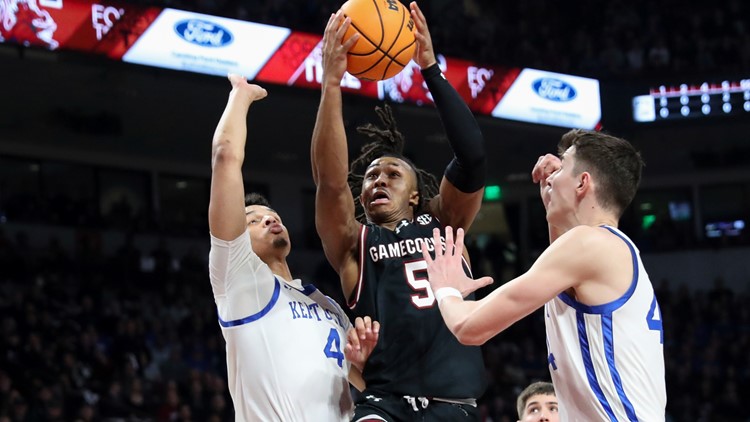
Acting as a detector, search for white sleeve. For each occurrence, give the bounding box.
[209,231,274,319]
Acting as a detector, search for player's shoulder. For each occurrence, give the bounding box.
[555,225,628,258]
[561,225,619,243]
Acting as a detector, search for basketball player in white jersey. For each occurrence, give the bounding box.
[422,129,666,421]
[209,74,379,421]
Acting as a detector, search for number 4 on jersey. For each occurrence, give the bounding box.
[646,295,663,344]
[323,328,344,367]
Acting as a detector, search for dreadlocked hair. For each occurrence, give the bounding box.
[347,103,440,223]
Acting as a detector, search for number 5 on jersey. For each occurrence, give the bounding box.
[404,260,435,308]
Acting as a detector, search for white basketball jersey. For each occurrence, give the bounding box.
[209,232,353,422]
[544,226,666,422]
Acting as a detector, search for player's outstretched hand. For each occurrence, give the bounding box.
[531,154,562,184]
[344,316,380,372]
[531,154,561,209]
[321,11,359,87]
[227,73,267,102]
[409,2,437,69]
[422,226,493,297]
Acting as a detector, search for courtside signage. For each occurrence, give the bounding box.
[122,8,289,78]
[491,69,601,129]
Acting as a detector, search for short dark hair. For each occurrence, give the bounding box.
[347,103,439,223]
[244,192,270,208]
[558,129,644,218]
[516,381,556,419]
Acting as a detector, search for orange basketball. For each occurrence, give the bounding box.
[340,0,416,81]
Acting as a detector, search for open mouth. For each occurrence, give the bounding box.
[370,190,390,205]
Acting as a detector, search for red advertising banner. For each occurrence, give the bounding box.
[0,0,601,128]
[0,0,159,59]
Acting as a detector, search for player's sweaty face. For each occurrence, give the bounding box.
[361,157,418,222]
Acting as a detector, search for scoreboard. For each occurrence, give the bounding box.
[633,78,750,122]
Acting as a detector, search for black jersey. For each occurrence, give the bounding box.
[349,214,486,398]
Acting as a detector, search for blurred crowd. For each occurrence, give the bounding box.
[1,226,748,421]
[127,0,750,79]
[2,2,749,419]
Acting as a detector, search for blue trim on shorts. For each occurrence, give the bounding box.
[577,311,617,422]
[602,315,638,421]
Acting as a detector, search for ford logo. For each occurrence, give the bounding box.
[532,78,577,102]
[174,19,233,47]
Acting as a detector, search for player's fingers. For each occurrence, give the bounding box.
[362,316,372,333]
[325,12,337,34]
[444,226,454,256]
[462,276,494,296]
[354,316,367,340]
[410,2,425,24]
[477,276,494,289]
[252,86,268,100]
[372,320,380,335]
[454,227,465,258]
[354,315,364,329]
[342,31,360,51]
[532,156,545,183]
[421,240,434,264]
[413,30,425,45]
[432,227,443,257]
[346,328,361,350]
[336,15,350,40]
[344,342,359,358]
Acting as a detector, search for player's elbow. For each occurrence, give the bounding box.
[211,141,243,169]
[452,320,489,347]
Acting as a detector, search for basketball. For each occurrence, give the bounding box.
[340,0,416,81]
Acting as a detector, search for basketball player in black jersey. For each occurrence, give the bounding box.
[312,3,488,420]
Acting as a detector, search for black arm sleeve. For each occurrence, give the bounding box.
[421,63,486,193]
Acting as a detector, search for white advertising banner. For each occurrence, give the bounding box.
[123,8,290,78]
[491,68,601,129]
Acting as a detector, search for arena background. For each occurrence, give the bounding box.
[1,0,749,420]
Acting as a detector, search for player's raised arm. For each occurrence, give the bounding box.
[423,225,593,346]
[311,12,362,296]
[410,2,486,231]
[209,74,267,241]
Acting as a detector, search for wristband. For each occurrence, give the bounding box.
[420,62,443,80]
[434,287,462,305]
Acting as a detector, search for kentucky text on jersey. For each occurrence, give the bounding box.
[288,299,346,328]
[368,236,441,262]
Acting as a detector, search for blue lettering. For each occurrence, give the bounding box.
[298,301,309,319]
[646,295,664,344]
[289,302,301,319]
[308,303,322,321]
[548,352,557,370]
[323,328,345,367]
